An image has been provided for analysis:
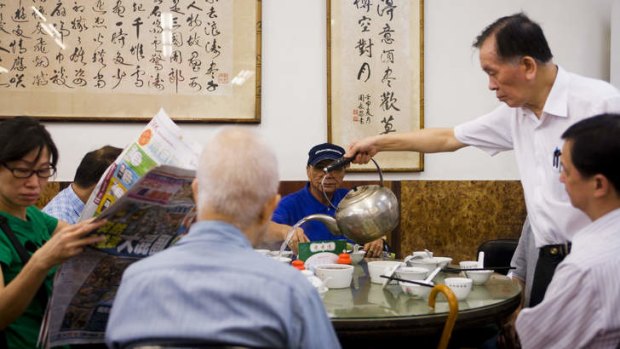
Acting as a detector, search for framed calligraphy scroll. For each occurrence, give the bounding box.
[0,0,261,122]
[328,0,424,171]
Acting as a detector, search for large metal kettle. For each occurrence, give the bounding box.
[301,158,399,244]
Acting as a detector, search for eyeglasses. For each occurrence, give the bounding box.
[2,164,56,179]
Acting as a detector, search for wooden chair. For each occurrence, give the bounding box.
[428,284,459,349]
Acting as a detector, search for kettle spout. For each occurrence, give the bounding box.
[299,214,342,236]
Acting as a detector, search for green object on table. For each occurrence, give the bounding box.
[298,240,347,261]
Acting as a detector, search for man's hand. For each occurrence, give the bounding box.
[363,238,385,258]
[345,136,380,164]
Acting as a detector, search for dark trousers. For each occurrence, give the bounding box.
[529,243,571,307]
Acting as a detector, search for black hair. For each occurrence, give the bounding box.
[473,13,553,63]
[562,113,620,196]
[0,116,59,167]
[74,145,123,188]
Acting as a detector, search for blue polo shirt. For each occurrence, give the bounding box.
[272,184,352,243]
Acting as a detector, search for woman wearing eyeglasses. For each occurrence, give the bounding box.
[0,116,106,348]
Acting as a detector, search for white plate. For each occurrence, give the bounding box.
[304,252,339,272]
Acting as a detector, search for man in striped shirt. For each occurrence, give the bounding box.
[515,113,620,348]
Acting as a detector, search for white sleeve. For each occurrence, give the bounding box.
[453,105,515,156]
[515,263,602,349]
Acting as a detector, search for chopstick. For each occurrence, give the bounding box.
[380,275,434,288]
[442,266,516,273]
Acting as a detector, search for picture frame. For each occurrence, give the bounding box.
[327,0,424,171]
[0,0,261,123]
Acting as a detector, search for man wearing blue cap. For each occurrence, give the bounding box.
[270,142,386,257]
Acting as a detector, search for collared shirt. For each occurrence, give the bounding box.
[105,220,341,349]
[455,66,620,247]
[272,183,353,242]
[42,184,84,224]
[515,208,620,349]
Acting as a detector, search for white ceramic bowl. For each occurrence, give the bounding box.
[350,250,366,264]
[444,277,473,300]
[270,250,293,258]
[407,258,440,272]
[396,266,428,281]
[272,256,292,264]
[433,257,453,268]
[459,260,480,269]
[399,281,432,299]
[465,270,493,285]
[367,261,403,284]
[314,264,354,289]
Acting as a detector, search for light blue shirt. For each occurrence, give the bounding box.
[42,185,84,224]
[105,220,341,349]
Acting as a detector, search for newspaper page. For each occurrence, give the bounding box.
[43,165,197,347]
[80,108,202,220]
[41,109,202,347]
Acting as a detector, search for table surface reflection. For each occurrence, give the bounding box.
[323,259,521,337]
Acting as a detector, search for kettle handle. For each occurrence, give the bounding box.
[320,158,384,210]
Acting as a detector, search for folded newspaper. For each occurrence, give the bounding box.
[40,109,201,348]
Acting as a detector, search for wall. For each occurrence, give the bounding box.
[44,0,615,181]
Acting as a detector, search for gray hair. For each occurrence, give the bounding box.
[196,127,280,228]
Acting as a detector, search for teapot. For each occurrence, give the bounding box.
[300,158,399,244]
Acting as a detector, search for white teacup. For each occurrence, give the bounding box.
[459,261,480,269]
[444,277,473,300]
[315,264,354,289]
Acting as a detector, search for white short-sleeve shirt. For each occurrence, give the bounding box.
[454,66,620,247]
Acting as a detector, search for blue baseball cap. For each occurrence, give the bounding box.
[307,143,345,166]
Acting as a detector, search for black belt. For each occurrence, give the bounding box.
[540,242,572,257]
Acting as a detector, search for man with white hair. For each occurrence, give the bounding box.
[105,128,341,349]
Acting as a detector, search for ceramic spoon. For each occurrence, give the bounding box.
[477,251,485,268]
[423,266,442,286]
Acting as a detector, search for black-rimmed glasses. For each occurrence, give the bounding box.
[2,164,57,179]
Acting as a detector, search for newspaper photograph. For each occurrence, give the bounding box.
[40,110,201,348]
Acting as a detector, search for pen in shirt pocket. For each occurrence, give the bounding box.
[552,147,561,172]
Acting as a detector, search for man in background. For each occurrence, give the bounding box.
[43,145,122,224]
[106,128,340,349]
[270,142,386,257]
[515,113,620,348]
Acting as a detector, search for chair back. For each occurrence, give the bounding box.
[476,239,518,275]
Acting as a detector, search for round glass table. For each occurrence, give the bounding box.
[323,260,522,347]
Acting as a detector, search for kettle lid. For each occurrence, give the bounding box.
[340,185,383,205]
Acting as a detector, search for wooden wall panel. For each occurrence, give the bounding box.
[399,181,526,262]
